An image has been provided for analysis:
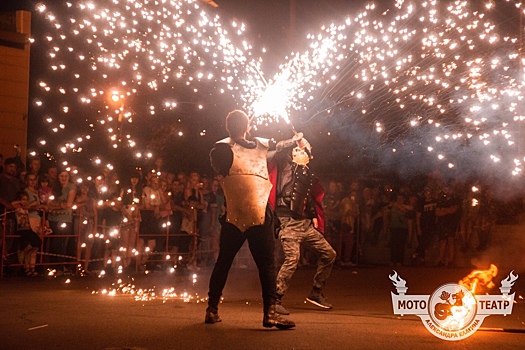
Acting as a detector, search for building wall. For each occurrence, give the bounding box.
[0,10,31,164]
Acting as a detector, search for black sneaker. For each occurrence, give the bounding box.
[205,310,222,324]
[306,293,333,309]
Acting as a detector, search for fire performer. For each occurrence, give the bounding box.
[205,110,296,329]
[273,139,336,315]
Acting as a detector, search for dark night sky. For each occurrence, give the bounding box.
[216,0,369,73]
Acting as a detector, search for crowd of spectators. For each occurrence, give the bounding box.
[0,148,521,277]
[317,171,505,268]
[0,153,225,276]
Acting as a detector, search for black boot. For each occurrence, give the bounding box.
[205,307,222,324]
[263,305,295,329]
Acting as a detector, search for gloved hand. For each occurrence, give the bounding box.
[292,132,309,149]
[296,137,310,150]
[292,132,304,142]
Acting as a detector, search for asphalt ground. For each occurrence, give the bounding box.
[2,266,525,349]
[2,223,525,350]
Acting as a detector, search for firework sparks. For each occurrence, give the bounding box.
[247,0,525,176]
[33,0,525,177]
[33,0,265,167]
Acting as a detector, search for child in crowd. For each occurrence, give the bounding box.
[37,174,53,236]
[38,175,52,205]
[13,192,42,277]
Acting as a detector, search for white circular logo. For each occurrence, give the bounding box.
[428,283,477,332]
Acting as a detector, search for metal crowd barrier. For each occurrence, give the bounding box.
[0,208,81,278]
[1,207,207,277]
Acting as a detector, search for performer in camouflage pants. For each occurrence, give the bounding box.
[274,140,336,315]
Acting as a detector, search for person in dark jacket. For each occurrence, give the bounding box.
[273,140,336,315]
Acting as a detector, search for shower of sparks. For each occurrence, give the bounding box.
[247,0,525,176]
[33,0,265,167]
[33,0,525,176]
[93,275,204,302]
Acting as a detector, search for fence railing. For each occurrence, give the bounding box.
[0,207,210,278]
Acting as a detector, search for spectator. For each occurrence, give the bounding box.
[0,158,23,213]
[106,171,121,200]
[46,165,58,188]
[84,173,110,270]
[0,158,24,256]
[102,196,122,273]
[198,177,216,267]
[47,169,76,273]
[24,173,43,235]
[13,191,42,277]
[17,169,28,189]
[435,185,461,267]
[139,176,165,267]
[165,172,175,187]
[406,194,419,249]
[176,172,187,187]
[184,172,206,268]
[476,187,496,251]
[74,184,97,274]
[38,175,52,206]
[185,172,206,222]
[360,186,375,253]
[168,179,191,262]
[151,156,167,179]
[120,172,142,271]
[460,182,481,252]
[27,157,43,178]
[156,178,172,253]
[323,180,342,247]
[339,190,360,266]
[389,194,409,267]
[410,188,437,266]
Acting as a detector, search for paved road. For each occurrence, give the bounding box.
[1,261,524,350]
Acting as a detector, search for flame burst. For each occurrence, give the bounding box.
[459,263,498,294]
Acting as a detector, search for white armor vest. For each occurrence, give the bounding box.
[218,137,272,232]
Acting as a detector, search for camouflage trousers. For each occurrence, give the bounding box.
[276,217,336,297]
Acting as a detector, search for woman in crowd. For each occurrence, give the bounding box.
[138,175,165,267]
[74,184,97,274]
[120,172,142,271]
[47,169,76,272]
[389,194,410,267]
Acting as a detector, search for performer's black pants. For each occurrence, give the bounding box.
[207,217,277,314]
